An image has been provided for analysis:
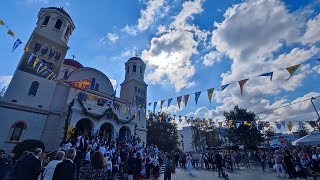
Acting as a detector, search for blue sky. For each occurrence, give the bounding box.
[0,0,320,131]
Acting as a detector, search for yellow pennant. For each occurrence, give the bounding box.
[286,64,301,80]
[46,72,54,79]
[7,29,15,38]
[24,46,30,52]
[228,120,233,128]
[38,65,48,74]
[33,58,40,69]
[0,19,4,25]
[288,121,293,132]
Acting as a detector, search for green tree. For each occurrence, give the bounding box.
[264,128,275,142]
[147,112,179,152]
[224,106,264,149]
[205,126,222,147]
[296,124,309,138]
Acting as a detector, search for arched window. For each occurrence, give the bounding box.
[42,15,50,26]
[28,81,39,96]
[10,122,25,141]
[54,19,62,30]
[63,70,69,79]
[133,65,136,72]
[64,26,70,38]
[95,83,99,91]
[90,78,96,90]
[126,67,129,73]
[140,66,142,73]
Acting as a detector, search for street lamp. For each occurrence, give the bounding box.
[311,97,320,131]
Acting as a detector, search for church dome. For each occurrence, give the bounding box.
[63,59,84,69]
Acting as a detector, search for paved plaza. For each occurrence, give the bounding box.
[158,165,297,180]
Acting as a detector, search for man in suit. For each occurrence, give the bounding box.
[53,148,76,180]
[16,148,42,180]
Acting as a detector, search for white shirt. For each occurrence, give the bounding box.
[93,142,97,150]
[106,160,112,170]
[43,160,62,180]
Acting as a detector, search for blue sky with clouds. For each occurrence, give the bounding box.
[0,0,320,131]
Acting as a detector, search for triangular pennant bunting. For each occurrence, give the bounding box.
[33,58,40,69]
[276,123,282,130]
[7,29,15,38]
[238,79,249,95]
[221,84,229,91]
[160,100,165,110]
[287,121,293,132]
[286,64,301,80]
[153,102,157,112]
[168,98,172,107]
[195,91,201,105]
[260,72,273,81]
[0,19,4,25]
[236,122,241,129]
[184,95,189,107]
[207,88,214,103]
[12,38,22,52]
[177,96,182,109]
[228,120,233,128]
[281,121,286,127]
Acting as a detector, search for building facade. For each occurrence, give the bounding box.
[0,7,147,152]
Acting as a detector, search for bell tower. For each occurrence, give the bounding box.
[4,7,75,110]
[120,57,147,108]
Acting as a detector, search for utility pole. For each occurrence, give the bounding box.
[311,97,320,131]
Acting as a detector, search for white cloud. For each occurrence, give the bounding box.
[109,79,117,89]
[121,25,138,36]
[0,76,12,88]
[162,104,183,114]
[313,65,320,74]
[142,0,208,91]
[142,30,197,91]
[302,14,320,45]
[121,48,137,57]
[202,51,223,66]
[107,33,119,43]
[137,0,167,31]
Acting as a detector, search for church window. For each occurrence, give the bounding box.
[90,78,96,89]
[95,83,99,91]
[133,65,136,72]
[135,86,137,92]
[63,70,69,79]
[54,19,63,30]
[28,81,39,96]
[127,67,129,73]
[42,15,50,26]
[10,122,25,141]
[138,89,140,94]
[140,66,142,73]
[64,26,70,38]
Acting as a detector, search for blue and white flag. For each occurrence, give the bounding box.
[167,98,172,107]
[12,38,22,52]
[221,84,229,91]
[260,72,273,81]
[195,91,201,105]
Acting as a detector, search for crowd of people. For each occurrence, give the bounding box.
[0,132,174,180]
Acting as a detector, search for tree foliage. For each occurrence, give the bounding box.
[224,106,264,149]
[147,112,179,152]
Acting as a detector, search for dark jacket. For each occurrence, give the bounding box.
[0,157,13,180]
[16,154,41,180]
[52,159,76,180]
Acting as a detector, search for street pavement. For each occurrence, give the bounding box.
[158,165,289,180]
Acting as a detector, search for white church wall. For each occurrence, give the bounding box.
[0,107,47,153]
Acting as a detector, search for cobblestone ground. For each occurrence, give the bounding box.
[157,164,317,180]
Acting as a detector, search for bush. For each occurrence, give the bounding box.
[12,139,45,160]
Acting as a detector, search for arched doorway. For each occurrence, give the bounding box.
[75,118,94,138]
[99,123,114,143]
[119,126,131,141]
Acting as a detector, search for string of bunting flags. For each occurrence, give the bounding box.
[148,58,320,111]
[0,18,23,52]
[148,111,318,133]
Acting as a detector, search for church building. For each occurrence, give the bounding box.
[0,7,147,152]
